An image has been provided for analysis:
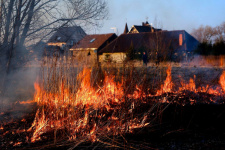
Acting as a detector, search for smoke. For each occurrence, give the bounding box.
[184,55,225,67]
[0,45,43,122]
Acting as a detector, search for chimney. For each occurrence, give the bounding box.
[142,21,150,27]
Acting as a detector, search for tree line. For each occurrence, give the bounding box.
[191,22,225,55]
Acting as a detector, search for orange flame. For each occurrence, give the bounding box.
[29,68,145,142]
[156,66,173,95]
[219,71,225,92]
[179,76,196,92]
[28,67,225,143]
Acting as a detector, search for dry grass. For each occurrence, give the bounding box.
[1,54,225,149]
[26,55,170,149]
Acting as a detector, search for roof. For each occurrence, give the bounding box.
[48,26,86,43]
[131,25,153,33]
[129,23,162,33]
[70,33,117,50]
[124,23,129,34]
[99,30,199,54]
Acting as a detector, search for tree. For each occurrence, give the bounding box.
[191,22,225,44]
[194,42,213,55]
[0,0,108,71]
[192,22,225,55]
[213,41,225,55]
[0,0,108,99]
[214,22,225,43]
[191,25,216,43]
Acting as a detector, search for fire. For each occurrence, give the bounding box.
[29,67,146,142]
[13,142,22,147]
[219,71,225,92]
[18,99,35,104]
[156,66,225,97]
[26,66,225,143]
[179,76,196,92]
[156,66,173,95]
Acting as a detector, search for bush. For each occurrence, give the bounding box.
[195,41,225,56]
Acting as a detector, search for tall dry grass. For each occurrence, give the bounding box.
[31,53,169,149]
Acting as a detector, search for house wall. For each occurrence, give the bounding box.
[48,42,66,47]
[72,50,98,65]
[99,53,126,63]
[129,28,139,34]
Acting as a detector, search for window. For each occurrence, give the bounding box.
[57,36,61,41]
[90,38,96,43]
[179,34,183,46]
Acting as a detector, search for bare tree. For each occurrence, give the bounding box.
[203,25,215,43]
[0,0,108,69]
[191,25,218,43]
[191,25,206,43]
[0,0,3,43]
[0,0,108,101]
[214,22,225,43]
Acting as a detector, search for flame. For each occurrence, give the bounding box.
[13,142,22,147]
[179,76,196,92]
[219,71,225,92]
[27,66,225,143]
[156,66,173,95]
[29,68,145,142]
[156,67,225,97]
[18,100,35,104]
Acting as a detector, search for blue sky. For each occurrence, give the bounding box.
[95,0,225,35]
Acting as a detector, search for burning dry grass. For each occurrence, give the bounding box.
[27,61,225,146]
[0,56,161,148]
[28,65,158,144]
[2,56,225,149]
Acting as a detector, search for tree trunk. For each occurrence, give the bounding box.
[20,0,35,46]
[3,0,14,46]
[15,0,22,46]
[0,0,3,41]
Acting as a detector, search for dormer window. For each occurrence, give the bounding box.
[57,36,61,41]
[90,38,95,43]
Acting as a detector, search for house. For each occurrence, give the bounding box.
[128,21,162,34]
[98,30,199,63]
[47,26,86,49]
[70,33,117,64]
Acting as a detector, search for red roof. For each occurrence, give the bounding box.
[70,33,117,50]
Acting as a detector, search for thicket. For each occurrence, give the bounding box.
[195,41,225,55]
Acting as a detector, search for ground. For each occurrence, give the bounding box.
[1,61,225,149]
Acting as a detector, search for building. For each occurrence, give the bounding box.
[47,26,86,49]
[98,30,199,63]
[128,21,162,34]
[70,33,117,64]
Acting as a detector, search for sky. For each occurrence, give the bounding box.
[95,0,225,35]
